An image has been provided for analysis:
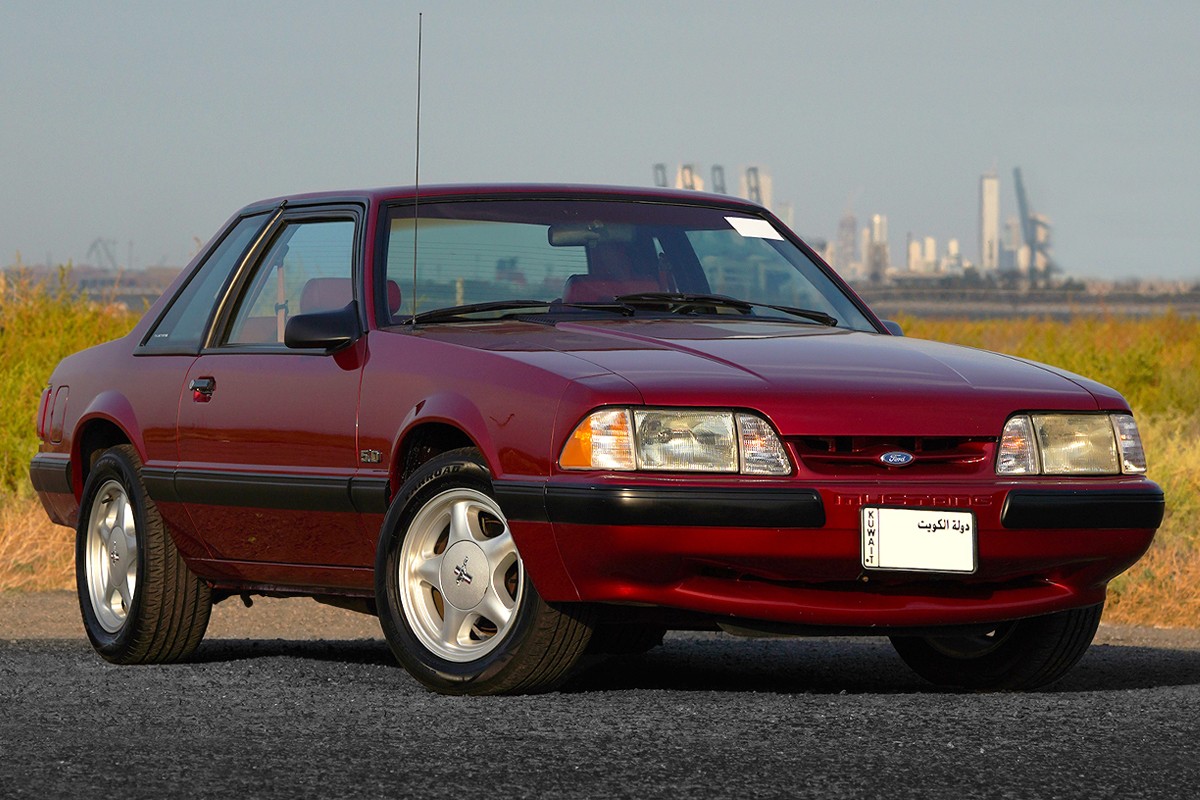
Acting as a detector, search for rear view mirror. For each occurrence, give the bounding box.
[284,303,360,352]
[548,222,636,247]
[548,224,599,247]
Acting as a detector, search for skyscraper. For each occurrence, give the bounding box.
[866,214,889,282]
[979,170,1000,271]
[872,213,888,246]
[836,212,857,270]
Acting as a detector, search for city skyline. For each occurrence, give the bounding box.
[656,161,1074,283]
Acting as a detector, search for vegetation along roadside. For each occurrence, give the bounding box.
[1,274,1195,627]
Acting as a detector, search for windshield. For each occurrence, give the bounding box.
[380,198,875,331]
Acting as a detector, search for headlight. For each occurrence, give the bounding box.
[996,413,1147,476]
[559,408,791,475]
[634,410,737,471]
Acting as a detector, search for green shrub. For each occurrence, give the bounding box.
[897,312,1200,418]
[0,269,138,495]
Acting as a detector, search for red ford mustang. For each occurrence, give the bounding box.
[30,185,1163,694]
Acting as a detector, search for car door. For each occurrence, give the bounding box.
[176,208,374,570]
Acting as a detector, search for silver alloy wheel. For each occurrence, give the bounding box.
[398,487,524,662]
[84,479,138,633]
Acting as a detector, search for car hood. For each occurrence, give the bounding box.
[415,318,1111,436]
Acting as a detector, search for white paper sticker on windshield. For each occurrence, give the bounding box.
[725,217,784,240]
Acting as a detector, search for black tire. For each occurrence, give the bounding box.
[376,448,593,695]
[889,603,1104,690]
[76,444,212,664]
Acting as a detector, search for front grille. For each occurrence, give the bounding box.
[791,436,994,477]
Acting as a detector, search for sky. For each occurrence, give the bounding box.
[2,0,1198,281]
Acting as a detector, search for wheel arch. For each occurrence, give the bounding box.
[71,391,144,500]
[393,421,480,485]
[390,391,498,485]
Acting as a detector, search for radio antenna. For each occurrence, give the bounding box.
[410,12,423,327]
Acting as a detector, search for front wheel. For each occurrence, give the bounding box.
[889,603,1104,690]
[376,449,593,695]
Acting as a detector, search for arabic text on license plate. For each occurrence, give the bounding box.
[861,507,976,574]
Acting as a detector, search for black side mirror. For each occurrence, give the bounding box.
[284,302,360,352]
[881,320,904,337]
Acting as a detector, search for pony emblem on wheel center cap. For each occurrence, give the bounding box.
[441,541,488,610]
[880,451,915,467]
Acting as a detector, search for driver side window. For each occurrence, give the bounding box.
[224,219,355,346]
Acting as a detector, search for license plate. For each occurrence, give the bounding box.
[861,507,976,574]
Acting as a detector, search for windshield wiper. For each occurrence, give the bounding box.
[408,299,634,324]
[613,292,837,327]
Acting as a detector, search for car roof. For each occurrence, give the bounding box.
[239,183,769,215]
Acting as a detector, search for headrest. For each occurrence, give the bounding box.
[386,280,403,314]
[299,278,352,314]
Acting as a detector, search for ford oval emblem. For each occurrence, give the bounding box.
[880,451,915,467]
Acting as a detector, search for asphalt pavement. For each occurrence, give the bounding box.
[2,593,1198,799]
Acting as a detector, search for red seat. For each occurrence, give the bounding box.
[562,276,660,303]
[562,241,661,303]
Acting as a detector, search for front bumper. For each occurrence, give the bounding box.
[497,477,1163,629]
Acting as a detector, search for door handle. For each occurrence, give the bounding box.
[189,377,216,403]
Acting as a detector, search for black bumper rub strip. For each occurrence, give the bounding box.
[142,469,389,514]
[541,485,825,528]
[141,467,181,503]
[350,477,391,515]
[1001,487,1165,530]
[172,470,356,512]
[494,482,550,523]
[29,454,72,495]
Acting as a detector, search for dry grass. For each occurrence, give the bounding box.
[1106,540,1200,628]
[2,293,1196,628]
[1100,414,1199,628]
[0,495,73,592]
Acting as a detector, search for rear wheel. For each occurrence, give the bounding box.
[376,448,593,695]
[77,445,212,663]
[889,603,1103,690]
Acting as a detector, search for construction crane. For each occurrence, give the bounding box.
[711,165,726,194]
[652,163,668,188]
[86,238,120,270]
[1013,168,1056,288]
[745,167,762,205]
[679,164,698,190]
